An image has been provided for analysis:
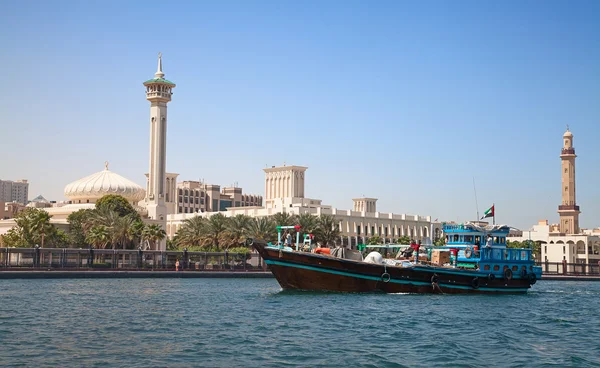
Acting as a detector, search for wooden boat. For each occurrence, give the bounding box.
[248,222,542,294]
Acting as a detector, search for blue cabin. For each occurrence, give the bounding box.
[439,222,542,280]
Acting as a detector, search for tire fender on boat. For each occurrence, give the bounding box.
[471,277,480,289]
[528,273,537,285]
[520,268,527,278]
[431,274,439,284]
[464,247,473,258]
[488,273,495,281]
[381,272,390,283]
[504,268,513,281]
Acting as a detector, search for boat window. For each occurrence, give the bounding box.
[500,237,505,244]
[512,265,518,271]
[493,265,500,271]
[484,265,490,271]
[475,236,481,245]
[453,234,459,242]
[494,237,500,244]
[465,235,473,243]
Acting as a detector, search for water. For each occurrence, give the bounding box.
[0,279,599,368]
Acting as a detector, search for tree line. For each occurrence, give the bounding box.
[0,194,342,251]
[1,195,166,249]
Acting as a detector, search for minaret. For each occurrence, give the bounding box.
[558,126,580,234]
[143,53,175,222]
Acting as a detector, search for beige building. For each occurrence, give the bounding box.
[167,164,439,248]
[175,181,262,214]
[508,128,600,265]
[0,179,29,205]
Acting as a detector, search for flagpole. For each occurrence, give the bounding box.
[493,203,495,225]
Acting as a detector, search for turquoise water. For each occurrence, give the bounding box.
[0,279,599,368]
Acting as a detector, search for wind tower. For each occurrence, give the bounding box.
[143,53,176,221]
[558,126,580,234]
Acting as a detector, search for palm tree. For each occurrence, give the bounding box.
[315,214,341,247]
[111,215,137,249]
[142,224,167,250]
[204,213,229,249]
[272,212,297,227]
[86,225,110,249]
[227,214,253,247]
[29,209,54,247]
[248,217,277,243]
[296,213,319,239]
[175,216,206,249]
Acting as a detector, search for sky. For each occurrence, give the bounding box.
[1,0,599,230]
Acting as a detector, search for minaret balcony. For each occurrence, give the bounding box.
[558,204,580,211]
[146,91,172,100]
[561,148,575,155]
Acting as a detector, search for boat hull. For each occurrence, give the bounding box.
[250,239,533,294]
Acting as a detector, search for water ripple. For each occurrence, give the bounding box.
[0,280,599,367]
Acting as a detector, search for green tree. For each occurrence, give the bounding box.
[66,209,95,247]
[248,217,277,243]
[296,213,319,240]
[397,236,411,245]
[175,216,206,249]
[272,212,297,227]
[227,214,253,247]
[367,236,383,245]
[95,194,140,220]
[314,214,341,247]
[204,213,229,249]
[111,215,137,249]
[0,208,64,248]
[86,225,111,249]
[142,224,167,250]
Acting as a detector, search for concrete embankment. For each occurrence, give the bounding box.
[0,270,275,279]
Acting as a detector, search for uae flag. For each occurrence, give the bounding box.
[481,205,494,219]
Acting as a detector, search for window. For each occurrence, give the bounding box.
[465,235,473,243]
[184,208,188,213]
[565,186,568,192]
[371,226,375,235]
[563,246,565,254]
[185,190,188,196]
[565,168,568,173]
[544,246,547,253]
[178,207,182,213]
[357,226,361,235]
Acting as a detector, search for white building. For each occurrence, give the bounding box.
[0,179,29,205]
[167,164,439,248]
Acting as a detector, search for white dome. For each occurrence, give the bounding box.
[64,163,146,203]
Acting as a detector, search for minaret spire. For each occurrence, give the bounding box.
[155,52,164,79]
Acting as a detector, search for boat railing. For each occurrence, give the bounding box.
[477,247,532,262]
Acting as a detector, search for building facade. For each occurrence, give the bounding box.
[175,181,263,214]
[167,164,439,248]
[0,179,29,205]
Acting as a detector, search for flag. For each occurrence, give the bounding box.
[434,218,438,222]
[481,205,494,219]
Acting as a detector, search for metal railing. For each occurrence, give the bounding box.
[0,248,266,271]
[536,261,600,276]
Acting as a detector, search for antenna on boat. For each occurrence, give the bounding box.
[473,177,480,220]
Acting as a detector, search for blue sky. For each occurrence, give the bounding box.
[1,0,599,230]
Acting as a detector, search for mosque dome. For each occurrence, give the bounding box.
[64,162,146,204]
[563,129,573,137]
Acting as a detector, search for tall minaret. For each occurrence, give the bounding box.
[143,53,175,221]
[558,126,580,234]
